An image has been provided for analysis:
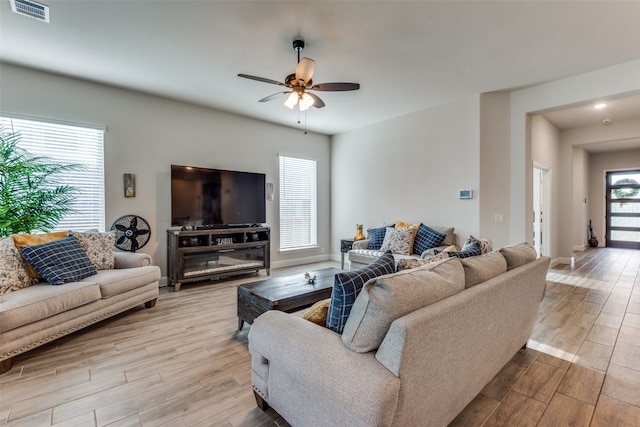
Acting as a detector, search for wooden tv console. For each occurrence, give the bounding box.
[167,226,270,291]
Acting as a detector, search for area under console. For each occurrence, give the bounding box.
[167,226,270,291]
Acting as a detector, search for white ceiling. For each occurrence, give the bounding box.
[1,0,639,136]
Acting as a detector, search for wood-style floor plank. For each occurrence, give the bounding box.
[1,250,640,426]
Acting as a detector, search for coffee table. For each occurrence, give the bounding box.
[237,267,339,330]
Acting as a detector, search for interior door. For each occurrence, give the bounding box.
[533,166,548,257]
[606,170,640,249]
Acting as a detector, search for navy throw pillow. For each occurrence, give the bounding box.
[367,226,392,250]
[413,224,446,254]
[446,242,482,259]
[20,236,97,285]
[326,251,395,333]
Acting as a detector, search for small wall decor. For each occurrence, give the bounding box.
[124,174,136,197]
[266,182,274,201]
[459,189,473,199]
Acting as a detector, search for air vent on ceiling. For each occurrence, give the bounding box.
[10,0,49,23]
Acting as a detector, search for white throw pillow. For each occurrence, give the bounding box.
[379,227,414,255]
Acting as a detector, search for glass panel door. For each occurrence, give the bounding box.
[606,170,640,249]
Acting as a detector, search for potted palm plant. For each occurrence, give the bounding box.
[0,127,79,237]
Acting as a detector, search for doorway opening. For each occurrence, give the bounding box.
[606,170,640,249]
[533,165,549,257]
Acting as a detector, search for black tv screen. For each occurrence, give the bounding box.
[171,165,266,227]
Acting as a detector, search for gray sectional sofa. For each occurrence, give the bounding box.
[248,243,549,426]
[0,251,160,374]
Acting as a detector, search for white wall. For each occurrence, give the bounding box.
[330,95,481,254]
[0,63,332,278]
[510,60,640,260]
[531,115,561,259]
[479,93,511,249]
[572,148,589,249]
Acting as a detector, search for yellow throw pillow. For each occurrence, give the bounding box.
[443,245,458,252]
[303,298,331,326]
[13,231,69,279]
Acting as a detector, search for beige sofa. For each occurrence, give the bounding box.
[248,244,549,426]
[348,225,457,270]
[0,251,160,374]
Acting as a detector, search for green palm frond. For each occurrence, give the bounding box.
[0,126,81,237]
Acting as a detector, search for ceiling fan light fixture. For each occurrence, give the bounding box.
[299,93,314,111]
[284,92,298,109]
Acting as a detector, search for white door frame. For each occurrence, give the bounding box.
[533,163,550,257]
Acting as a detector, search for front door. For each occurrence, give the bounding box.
[606,170,640,249]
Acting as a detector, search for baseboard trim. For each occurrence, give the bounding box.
[573,244,586,251]
[271,254,332,269]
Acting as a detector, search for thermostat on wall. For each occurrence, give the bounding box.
[459,189,473,199]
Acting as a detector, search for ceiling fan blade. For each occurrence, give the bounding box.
[238,74,287,87]
[310,82,360,92]
[295,58,315,85]
[258,92,291,103]
[306,92,325,109]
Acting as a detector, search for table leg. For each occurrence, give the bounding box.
[341,252,345,269]
[238,318,245,330]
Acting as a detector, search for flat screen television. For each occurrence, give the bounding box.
[171,164,266,228]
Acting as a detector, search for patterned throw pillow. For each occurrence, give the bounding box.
[380,227,414,255]
[366,226,390,250]
[463,235,493,255]
[396,251,450,271]
[70,231,116,270]
[0,237,32,295]
[19,236,98,285]
[326,251,395,333]
[395,220,419,251]
[413,224,446,255]
[444,242,482,259]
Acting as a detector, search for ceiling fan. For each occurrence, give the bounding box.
[238,39,360,111]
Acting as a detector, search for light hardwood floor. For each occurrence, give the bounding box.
[1,248,639,426]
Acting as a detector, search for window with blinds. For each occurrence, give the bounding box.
[1,116,105,232]
[279,155,317,250]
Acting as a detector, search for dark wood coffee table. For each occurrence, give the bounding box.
[237,268,339,330]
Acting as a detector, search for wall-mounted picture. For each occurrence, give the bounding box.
[124,173,136,197]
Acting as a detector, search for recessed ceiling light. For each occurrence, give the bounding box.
[594,103,607,110]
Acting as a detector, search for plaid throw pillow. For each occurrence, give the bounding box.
[20,236,97,285]
[367,226,390,250]
[444,242,482,259]
[413,224,446,254]
[326,251,395,333]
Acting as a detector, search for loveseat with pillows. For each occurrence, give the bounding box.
[248,243,549,426]
[0,231,160,374]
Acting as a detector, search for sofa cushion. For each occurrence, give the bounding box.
[380,227,414,255]
[413,224,447,255]
[461,251,507,288]
[342,257,465,352]
[83,266,161,298]
[430,226,455,247]
[13,231,68,279]
[0,236,31,295]
[500,242,537,270]
[442,241,482,259]
[0,281,101,332]
[326,251,395,334]
[366,226,389,250]
[302,298,331,326]
[19,236,98,285]
[70,231,116,270]
[463,235,493,255]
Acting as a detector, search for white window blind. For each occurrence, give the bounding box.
[279,155,317,250]
[1,116,105,232]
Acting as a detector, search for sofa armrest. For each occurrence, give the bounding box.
[352,239,369,250]
[248,311,400,427]
[114,252,152,268]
